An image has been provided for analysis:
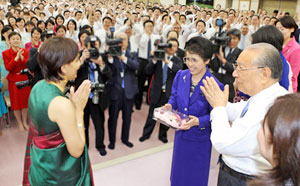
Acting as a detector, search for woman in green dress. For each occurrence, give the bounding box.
[23,36,94,185]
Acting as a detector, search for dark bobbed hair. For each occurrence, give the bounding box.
[80,25,94,35]
[227,28,241,40]
[30,16,38,22]
[16,17,25,23]
[185,36,213,61]
[38,37,79,82]
[78,30,91,42]
[252,25,284,51]
[55,25,66,32]
[31,27,42,36]
[55,14,65,25]
[45,19,55,27]
[67,19,77,31]
[277,16,298,38]
[1,25,13,40]
[37,20,45,27]
[8,31,21,40]
[249,93,300,186]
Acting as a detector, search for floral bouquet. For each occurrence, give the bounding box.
[153,106,189,129]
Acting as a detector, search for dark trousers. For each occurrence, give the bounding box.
[135,58,151,107]
[84,99,105,149]
[108,88,134,144]
[217,159,254,186]
[141,92,169,139]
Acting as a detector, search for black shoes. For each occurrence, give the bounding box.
[139,136,149,142]
[122,141,134,148]
[98,148,107,156]
[108,143,115,150]
[159,137,168,144]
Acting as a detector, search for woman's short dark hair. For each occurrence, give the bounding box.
[78,30,91,41]
[30,16,38,22]
[80,25,93,35]
[31,27,42,36]
[8,31,21,40]
[45,19,55,27]
[185,36,213,61]
[38,37,79,81]
[37,20,45,27]
[249,93,300,186]
[277,16,298,38]
[55,25,66,32]
[67,19,77,31]
[252,25,284,51]
[16,17,25,23]
[55,14,65,25]
[1,25,13,41]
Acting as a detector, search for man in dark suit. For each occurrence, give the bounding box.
[104,32,139,149]
[75,36,112,156]
[139,38,183,143]
[210,28,243,102]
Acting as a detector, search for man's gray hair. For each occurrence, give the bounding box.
[246,43,283,80]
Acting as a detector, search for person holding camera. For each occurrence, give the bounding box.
[210,28,243,102]
[2,32,30,132]
[104,32,139,149]
[75,35,112,156]
[139,38,182,143]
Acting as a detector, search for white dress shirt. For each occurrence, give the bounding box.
[138,33,160,59]
[238,34,252,50]
[94,28,110,53]
[210,83,288,175]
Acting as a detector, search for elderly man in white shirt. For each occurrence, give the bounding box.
[200,43,288,186]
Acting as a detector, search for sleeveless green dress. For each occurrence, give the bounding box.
[28,80,93,186]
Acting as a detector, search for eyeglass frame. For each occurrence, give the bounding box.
[233,62,265,72]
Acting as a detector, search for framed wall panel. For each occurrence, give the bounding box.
[239,0,251,11]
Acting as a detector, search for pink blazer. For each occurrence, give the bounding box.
[282,37,300,92]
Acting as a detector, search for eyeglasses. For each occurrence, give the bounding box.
[183,57,198,64]
[233,63,265,72]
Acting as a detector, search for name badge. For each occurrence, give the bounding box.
[120,71,124,78]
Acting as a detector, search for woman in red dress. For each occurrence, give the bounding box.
[2,32,31,131]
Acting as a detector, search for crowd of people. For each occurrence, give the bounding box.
[0,0,299,185]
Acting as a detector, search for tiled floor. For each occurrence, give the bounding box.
[0,101,219,186]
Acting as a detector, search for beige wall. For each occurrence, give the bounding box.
[297,0,300,18]
[214,0,227,8]
[250,0,259,12]
[160,0,175,5]
[232,0,239,9]
[260,0,297,16]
